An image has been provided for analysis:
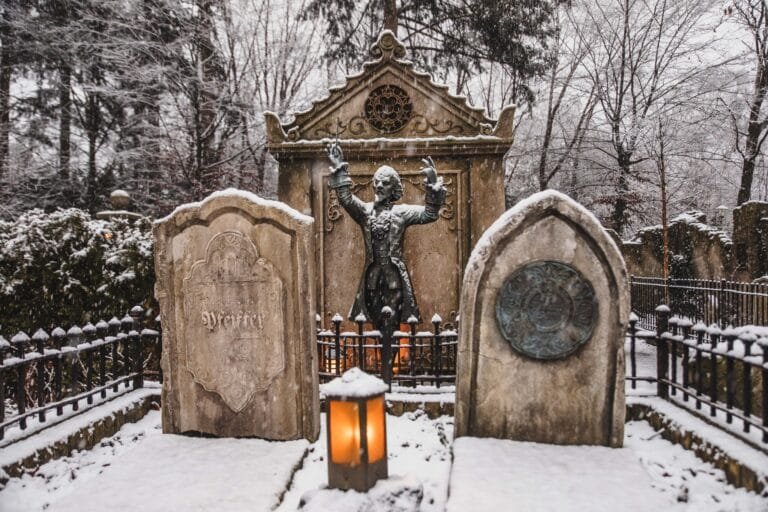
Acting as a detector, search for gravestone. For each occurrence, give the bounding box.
[454,191,629,447]
[154,189,320,441]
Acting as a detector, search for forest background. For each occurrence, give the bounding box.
[1,0,767,237]
[4,0,768,332]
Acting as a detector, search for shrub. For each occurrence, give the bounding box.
[0,208,154,335]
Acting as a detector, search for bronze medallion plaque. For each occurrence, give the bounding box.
[364,84,413,133]
[495,261,598,360]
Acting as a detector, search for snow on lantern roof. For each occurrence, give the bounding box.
[321,367,388,399]
[265,30,515,145]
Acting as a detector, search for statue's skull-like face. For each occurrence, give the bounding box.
[373,166,402,205]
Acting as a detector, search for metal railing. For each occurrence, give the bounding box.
[630,276,768,331]
[627,307,768,444]
[316,313,457,388]
[0,305,161,441]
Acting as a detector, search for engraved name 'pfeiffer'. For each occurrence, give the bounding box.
[201,311,264,332]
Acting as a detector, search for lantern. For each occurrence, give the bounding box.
[324,368,388,491]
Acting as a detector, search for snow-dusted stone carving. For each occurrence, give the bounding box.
[182,230,285,413]
[455,191,629,447]
[154,189,320,441]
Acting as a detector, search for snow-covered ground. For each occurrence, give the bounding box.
[1,402,766,511]
[1,338,767,511]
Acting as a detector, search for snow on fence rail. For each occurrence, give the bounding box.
[0,305,161,441]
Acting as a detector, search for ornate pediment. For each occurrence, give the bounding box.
[265,31,515,144]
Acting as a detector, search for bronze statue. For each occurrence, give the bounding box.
[327,142,446,332]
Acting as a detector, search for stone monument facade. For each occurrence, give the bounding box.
[154,189,320,441]
[454,191,629,447]
[265,30,515,326]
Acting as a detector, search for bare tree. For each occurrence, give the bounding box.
[573,0,725,235]
[724,1,768,204]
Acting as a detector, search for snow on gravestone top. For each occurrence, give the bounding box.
[321,368,388,399]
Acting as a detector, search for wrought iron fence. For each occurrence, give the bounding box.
[0,305,161,441]
[627,307,768,444]
[316,313,457,387]
[630,276,768,331]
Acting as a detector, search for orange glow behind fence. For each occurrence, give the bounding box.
[329,401,361,466]
[366,396,386,463]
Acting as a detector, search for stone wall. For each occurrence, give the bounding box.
[622,212,734,280]
[732,201,768,281]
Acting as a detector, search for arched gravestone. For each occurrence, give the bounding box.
[455,191,629,447]
[154,190,320,441]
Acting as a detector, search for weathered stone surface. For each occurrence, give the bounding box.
[154,189,320,440]
[622,211,733,280]
[455,190,629,447]
[266,31,512,326]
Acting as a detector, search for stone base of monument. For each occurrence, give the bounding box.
[48,432,308,512]
[446,437,670,512]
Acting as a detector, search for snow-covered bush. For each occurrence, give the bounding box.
[0,209,154,334]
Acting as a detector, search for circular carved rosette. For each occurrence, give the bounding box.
[364,85,413,133]
[495,261,598,360]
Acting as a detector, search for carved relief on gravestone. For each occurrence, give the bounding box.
[182,231,285,413]
[154,190,320,441]
[455,190,629,447]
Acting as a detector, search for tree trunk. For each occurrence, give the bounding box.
[85,94,100,211]
[195,0,218,196]
[59,62,72,181]
[383,0,397,35]
[537,61,558,191]
[0,13,13,178]
[738,56,768,205]
[610,151,632,236]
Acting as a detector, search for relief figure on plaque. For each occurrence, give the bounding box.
[326,141,446,332]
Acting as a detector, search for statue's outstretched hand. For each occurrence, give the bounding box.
[420,156,438,184]
[327,142,344,169]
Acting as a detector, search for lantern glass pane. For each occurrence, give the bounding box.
[366,396,386,463]
[329,400,361,465]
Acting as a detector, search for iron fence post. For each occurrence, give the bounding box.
[130,305,144,388]
[655,305,671,399]
[33,329,49,421]
[628,314,638,389]
[759,337,768,443]
[332,314,342,377]
[381,307,393,391]
[11,332,30,429]
[432,314,442,388]
[0,336,7,440]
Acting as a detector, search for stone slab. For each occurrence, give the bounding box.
[154,189,320,440]
[446,437,671,512]
[49,434,308,512]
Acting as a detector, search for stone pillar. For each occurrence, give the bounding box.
[455,191,629,447]
[154,189,320,441]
